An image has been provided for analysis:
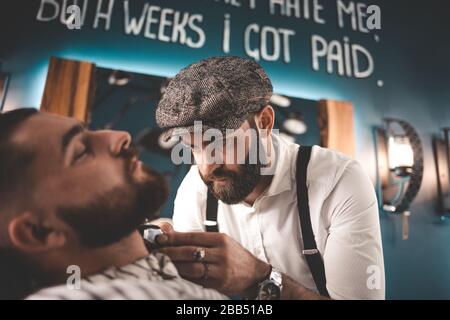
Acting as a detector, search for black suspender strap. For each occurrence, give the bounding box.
[296,146,330,298]
[205,190,219,232]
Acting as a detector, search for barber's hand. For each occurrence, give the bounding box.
[153,221,174,234]
[154,230,271,296]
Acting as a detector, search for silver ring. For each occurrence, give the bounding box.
[193,247,206,262]
[202,262,209,287]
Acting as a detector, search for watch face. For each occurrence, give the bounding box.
[258,281,281,300]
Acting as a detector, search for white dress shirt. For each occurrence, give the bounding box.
[173,134,385,300]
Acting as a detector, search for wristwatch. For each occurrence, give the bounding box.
[256,267,283,300]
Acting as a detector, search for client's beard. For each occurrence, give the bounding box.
[57,149,169,248]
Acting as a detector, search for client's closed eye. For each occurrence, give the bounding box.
[73,141,92,163]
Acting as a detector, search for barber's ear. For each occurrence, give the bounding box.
[8,212,66,253]
[257,105,275,133]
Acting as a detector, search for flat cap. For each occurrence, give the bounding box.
[156,56,273,140]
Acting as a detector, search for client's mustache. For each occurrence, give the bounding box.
[119,146,140,172]
[119,145,139,161]
[120,145,163,182]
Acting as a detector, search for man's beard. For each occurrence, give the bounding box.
[57,148,169,248]
[200,162,262,204]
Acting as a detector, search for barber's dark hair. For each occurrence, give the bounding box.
[0,108,38,299]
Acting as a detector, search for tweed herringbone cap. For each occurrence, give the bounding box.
[156,56,273,141]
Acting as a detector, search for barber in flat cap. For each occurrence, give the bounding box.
[154,56,385,300]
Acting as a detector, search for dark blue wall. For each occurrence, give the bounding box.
[1,0,450,299]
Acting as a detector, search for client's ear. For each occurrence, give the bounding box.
[8,212,66,253]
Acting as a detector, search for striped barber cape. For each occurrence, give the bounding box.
[26,253,227,300]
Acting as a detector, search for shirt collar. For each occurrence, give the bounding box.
[264,134,295,197]
[249,134,296,207]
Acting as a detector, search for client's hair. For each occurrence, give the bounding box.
[0,108,38,299]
